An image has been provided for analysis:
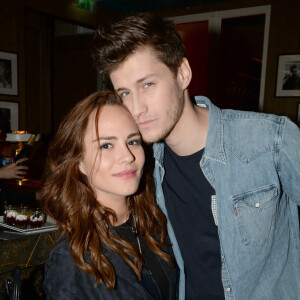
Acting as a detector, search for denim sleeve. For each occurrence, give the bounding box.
[278,117,300,205]
[43,247,82,300]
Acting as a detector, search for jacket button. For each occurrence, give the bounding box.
[255,202,260,208]
[226,287,231,292]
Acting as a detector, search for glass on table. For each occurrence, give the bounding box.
[15,205,29,229]
[29,208,46,228]
[5,204,17,226]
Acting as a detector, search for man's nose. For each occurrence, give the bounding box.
[131,93,147,119]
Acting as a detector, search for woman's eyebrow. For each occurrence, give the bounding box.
[92,136,117,143]
[128,132,140,139]
[92,132,140,143]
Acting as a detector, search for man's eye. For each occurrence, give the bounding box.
[144,83,153,88]
[100,143,112,150]
[120,91,130,97]
[128,139,142,146]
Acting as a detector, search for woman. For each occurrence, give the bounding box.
[42,91,178,299]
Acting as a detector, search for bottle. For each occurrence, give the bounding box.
[13,134,36,166]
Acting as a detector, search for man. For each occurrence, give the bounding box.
[283,65,300,90]
[93,13,300,300]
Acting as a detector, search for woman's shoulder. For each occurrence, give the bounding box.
[48,234,70,257]
[45,236,73,275]
[43,236,83,298]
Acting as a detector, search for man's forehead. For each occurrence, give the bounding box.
[110,51,160,87]
[114,46,159,70]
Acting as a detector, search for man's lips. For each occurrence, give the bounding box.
[113,170,136,179]
[138,119,155,129]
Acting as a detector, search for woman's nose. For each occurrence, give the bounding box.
[119,146,135,163]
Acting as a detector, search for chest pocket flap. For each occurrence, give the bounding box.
[232,184,278,246]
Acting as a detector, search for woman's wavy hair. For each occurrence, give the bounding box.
[93,12,185,77]
[41,91,172,289]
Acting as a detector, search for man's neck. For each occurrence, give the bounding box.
[165,93,209,156]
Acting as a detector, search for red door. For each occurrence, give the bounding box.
[176,21,209,97]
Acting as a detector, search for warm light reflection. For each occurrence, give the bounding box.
[12,131,28,134]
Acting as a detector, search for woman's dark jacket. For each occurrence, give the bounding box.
[43,235,178,299]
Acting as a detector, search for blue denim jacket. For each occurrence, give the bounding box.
[153,96,300,300]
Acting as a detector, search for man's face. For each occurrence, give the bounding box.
[110,47,185,143]
[291,67,298,75]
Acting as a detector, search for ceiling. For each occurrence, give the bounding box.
[95,0,227,14]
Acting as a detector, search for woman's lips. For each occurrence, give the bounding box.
[113,170,136,179]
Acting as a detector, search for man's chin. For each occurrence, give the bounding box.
[140,131,165,144]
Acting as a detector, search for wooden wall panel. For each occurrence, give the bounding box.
[25,11,52,134]
[53,34,97,132]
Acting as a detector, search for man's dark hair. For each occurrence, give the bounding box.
[290,65,298,72]
[93,12,185,77]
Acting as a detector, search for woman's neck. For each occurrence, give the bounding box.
[114,207,131,226]
[97,195,130,226]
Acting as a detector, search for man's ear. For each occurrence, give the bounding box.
[177,58,192,90]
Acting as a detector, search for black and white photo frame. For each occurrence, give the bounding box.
[276,53,300,97]
[0,51,18,96]
[0,100,19,132]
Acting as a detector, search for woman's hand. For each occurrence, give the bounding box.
[0,158,29,179]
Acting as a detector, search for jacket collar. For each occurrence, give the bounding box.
[194,96,227,163]
[153,96,227,164]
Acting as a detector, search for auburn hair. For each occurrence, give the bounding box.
[41,91,172,290]
[93,12,185,77]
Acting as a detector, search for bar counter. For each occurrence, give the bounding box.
[0,228,56,299]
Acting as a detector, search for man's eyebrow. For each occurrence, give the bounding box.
[136,74,155,84]
[115,74,155,92]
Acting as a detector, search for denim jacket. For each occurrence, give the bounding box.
[153,96,300,300]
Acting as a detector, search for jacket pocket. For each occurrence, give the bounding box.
[232,184,278,246]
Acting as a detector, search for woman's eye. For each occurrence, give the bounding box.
[100,143,112,150]
[128,139,142,146]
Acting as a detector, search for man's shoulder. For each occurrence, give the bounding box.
[219,109,290,163]
[194,95,286,128]
[221,108,285,125]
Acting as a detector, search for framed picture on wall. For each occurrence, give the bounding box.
[276,53,300,97]
[0,51,18,96]
[0,101,19,132]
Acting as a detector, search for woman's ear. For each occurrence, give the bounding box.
[177,58,192,90]
[79,162,86,176]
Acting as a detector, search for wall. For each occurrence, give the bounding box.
[160,0,300,121]
[0,0,118,134]
[0,0,299,131]
[0,1,26,130]
[263,0,300,120]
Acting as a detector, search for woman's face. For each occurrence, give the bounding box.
[80,105,145,206]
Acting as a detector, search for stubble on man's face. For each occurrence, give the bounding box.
[110,46,186,145]
[140,81,184,144]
